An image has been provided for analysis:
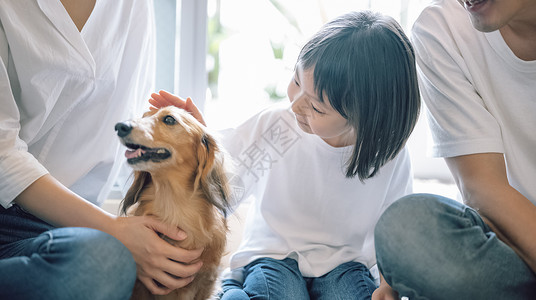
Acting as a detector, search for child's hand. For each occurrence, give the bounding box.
[149,90,206,126]
[372,273,398,300]
[372,284,398,300]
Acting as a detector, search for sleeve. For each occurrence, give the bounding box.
[97,0,157,201]
[216,106,280,213]
[116,0,156,119]
[0,21,48,208]
[410,5,504,158]
[217,124,258,213]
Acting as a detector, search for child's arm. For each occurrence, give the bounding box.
[372,272,398,300]
[149,90,206,126]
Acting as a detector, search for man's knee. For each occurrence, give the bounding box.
[376,194,437,243]
[374,194,453,269]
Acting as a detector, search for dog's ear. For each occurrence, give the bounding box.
[120,171,152,216]
[194,133,232,217]
[195,133,217,183]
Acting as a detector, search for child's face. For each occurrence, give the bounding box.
[287,65,354,148]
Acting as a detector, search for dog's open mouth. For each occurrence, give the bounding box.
[124,143,171,164]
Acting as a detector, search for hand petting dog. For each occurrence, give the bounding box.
[149,90,206,126]
[111,216,204,296]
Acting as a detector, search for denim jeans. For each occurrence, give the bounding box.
[374,193,536,300]
[0,204,136,300]
[220,257,377,300]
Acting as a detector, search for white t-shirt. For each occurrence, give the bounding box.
[411,0,536,204]
[221,103,413,277]
[0,0,155,207]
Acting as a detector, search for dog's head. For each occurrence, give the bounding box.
[116,106,231,217]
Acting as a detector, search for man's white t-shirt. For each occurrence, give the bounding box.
[411,0,536,204]
[0,0,155,207]
[220,103,413,277]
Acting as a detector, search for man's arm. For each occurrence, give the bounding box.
[445,153,536,272]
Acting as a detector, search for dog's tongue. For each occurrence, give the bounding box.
[125,148,145,159]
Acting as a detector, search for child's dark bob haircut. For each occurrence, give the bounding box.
[296,10,420,181]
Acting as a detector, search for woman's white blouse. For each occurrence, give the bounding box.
[0,0,156,207]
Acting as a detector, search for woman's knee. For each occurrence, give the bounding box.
[46,228,136,299]
[80,228,136,295]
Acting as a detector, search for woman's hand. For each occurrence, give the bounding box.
[110,216,204,295]
[149,90,206,126]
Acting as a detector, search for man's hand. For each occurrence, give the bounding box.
[111,216,204,295]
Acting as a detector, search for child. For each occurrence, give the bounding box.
[150,10,419,300]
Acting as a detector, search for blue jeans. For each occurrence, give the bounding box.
[375,193,536,300]
[220,257,377,300]
[0,204,136,300]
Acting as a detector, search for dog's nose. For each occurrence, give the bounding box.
[115,122,132,137]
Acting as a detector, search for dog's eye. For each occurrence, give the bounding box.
[163,115,177,125]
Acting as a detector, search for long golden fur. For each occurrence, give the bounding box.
[115,106,231,300]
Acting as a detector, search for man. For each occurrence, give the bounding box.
[373,0,536,299]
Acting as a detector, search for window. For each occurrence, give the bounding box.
[203,0,430,129]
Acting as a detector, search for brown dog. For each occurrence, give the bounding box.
[115,106,231,300]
